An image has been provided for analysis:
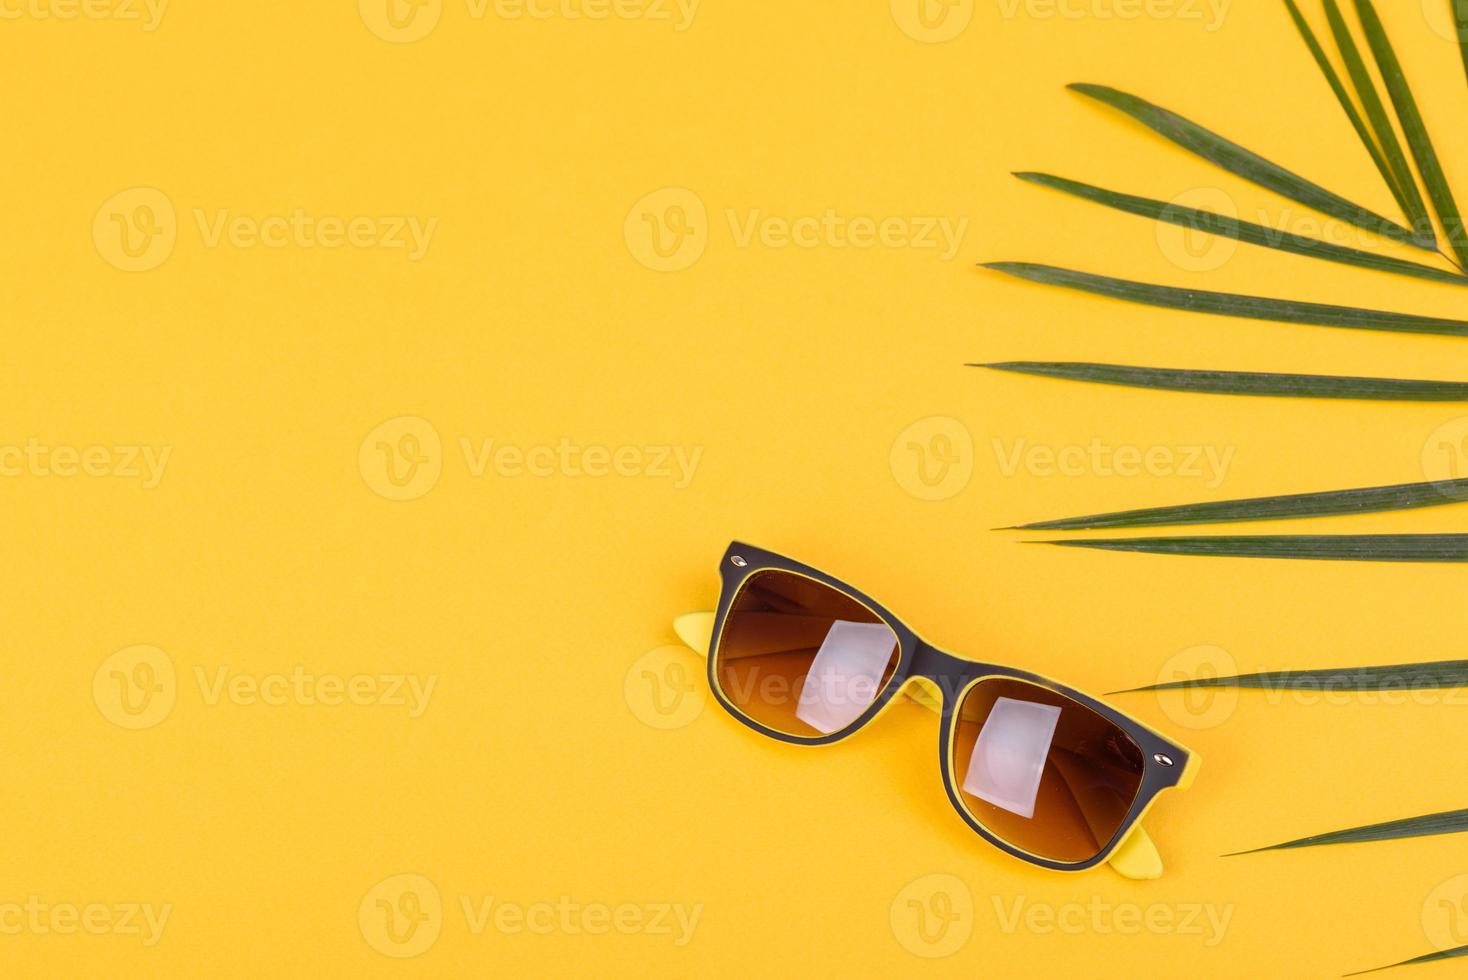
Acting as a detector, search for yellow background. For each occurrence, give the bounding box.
[6,0,1468,975]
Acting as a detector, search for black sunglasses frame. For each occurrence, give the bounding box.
[703,541,1193,872]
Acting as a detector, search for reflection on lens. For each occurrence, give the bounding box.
[951,678,1144,864]
[714,569,900,738]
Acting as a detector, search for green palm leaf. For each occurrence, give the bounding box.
[1348,945,1468,976]
[976,361,1468,401]
[1456,0,1468,87]
[1009,476,1468,531]
[982,262,1468,337]
[1118,660,1468,693]
[1014,173,1466,285]
[1320,0,1435,244]
[1230,807,1468,854]
[1354,0,1468,267]
[1069,82,1425,247]
[1284,0,1429,239]
[1034,534,1468,561]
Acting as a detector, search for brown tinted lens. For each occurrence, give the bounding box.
[951,678,1144,864]
[714,569,900,738]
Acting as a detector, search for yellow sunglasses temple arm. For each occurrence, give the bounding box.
[673,611,717,655]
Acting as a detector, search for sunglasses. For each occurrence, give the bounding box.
[672,543,1199,879]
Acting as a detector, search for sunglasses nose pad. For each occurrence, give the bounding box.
[903,675,943,713]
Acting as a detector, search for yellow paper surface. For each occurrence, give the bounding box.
[6,1,1468,975]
